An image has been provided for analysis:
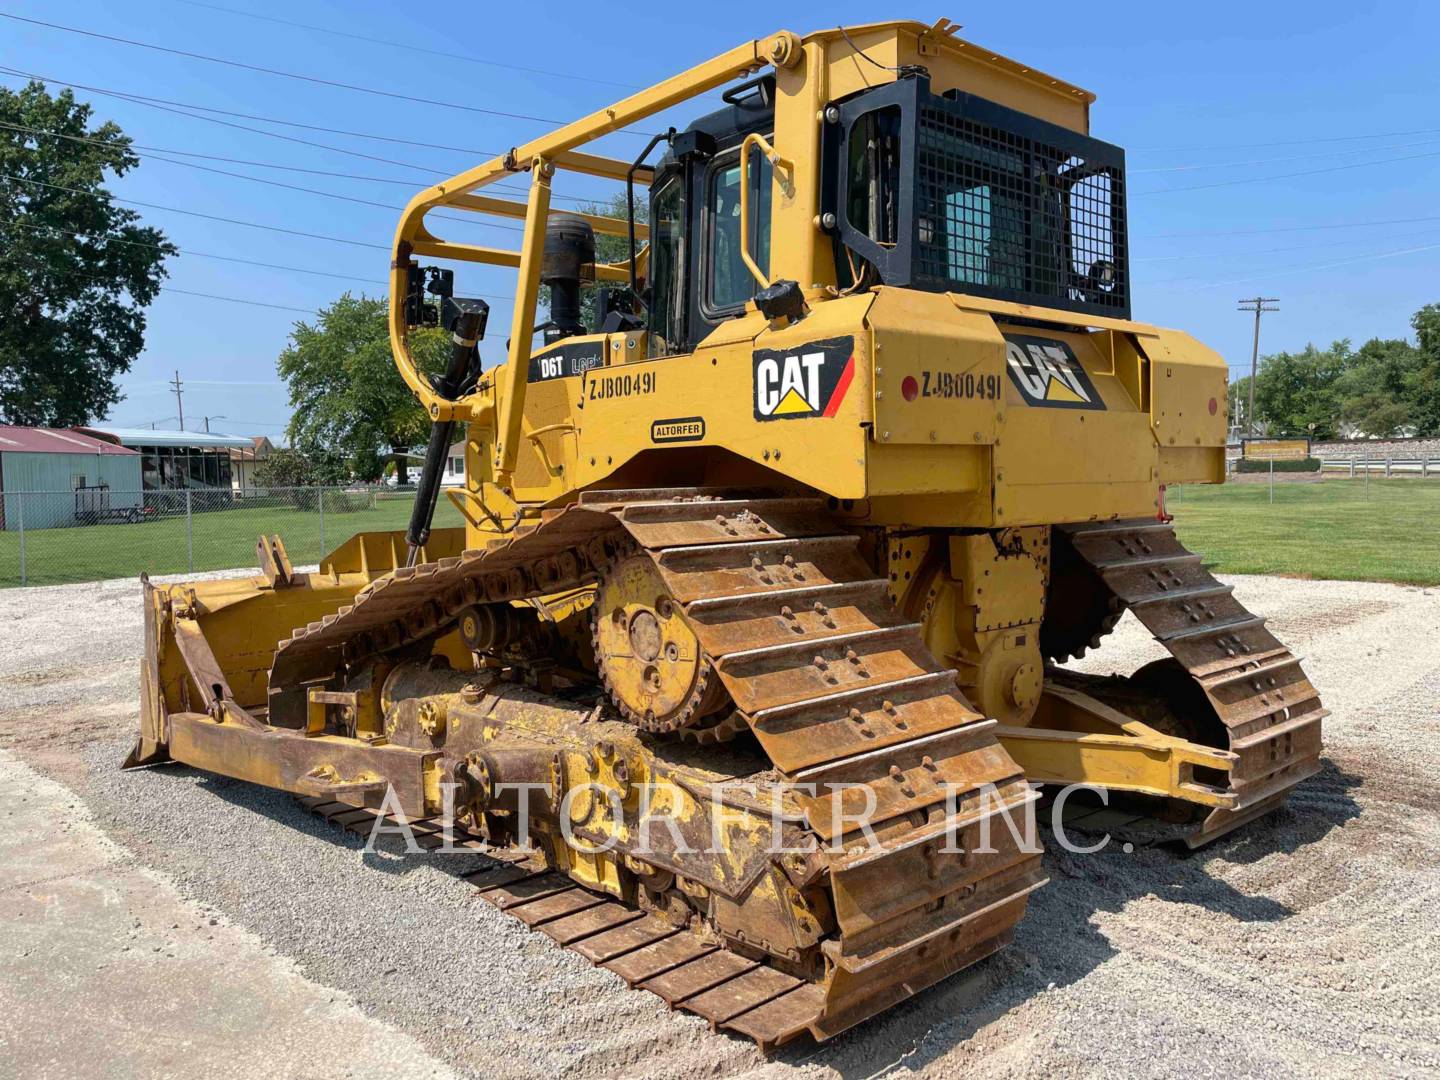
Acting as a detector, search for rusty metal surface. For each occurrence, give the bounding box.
[270,491,1048,1045]
[617,495,1045,1032]
[257,535,295,588]
[1056,520,1326,844]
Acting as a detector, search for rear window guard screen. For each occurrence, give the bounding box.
[824,77,1129,318]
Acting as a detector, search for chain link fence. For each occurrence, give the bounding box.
[0,486,464,588]
[4,469,1436,591]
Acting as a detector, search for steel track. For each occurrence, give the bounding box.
[1054,519,1327,845]
[272,489,1048,1045]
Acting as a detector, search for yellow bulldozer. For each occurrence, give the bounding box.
[126,19,1325,1048]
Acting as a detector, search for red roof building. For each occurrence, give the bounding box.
[0,426,139,455]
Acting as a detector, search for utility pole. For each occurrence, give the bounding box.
[170,370,186,432]
[1230,377,1243,439]
[1237,297,1279,438]
[203,415,225,434]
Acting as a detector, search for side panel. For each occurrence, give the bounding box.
[992,322,1159,525]
[1140,328,1230,485]
[572,296,875,500]
[869,288,1001,448]
[489,337,599,506]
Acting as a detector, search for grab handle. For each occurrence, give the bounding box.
[738,133,793,288]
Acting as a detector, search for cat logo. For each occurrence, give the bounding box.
[752,336,856,421]
[1003,333,1106,411]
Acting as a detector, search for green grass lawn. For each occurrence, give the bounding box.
[1168,478,1440,586]
[0,493,464,588]
[3,479,1435,588]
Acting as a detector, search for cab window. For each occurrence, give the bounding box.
[706,149,772,313]
[648,174,686,357]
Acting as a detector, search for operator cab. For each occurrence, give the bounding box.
[639,70,1130,357]
[644,75,777,358]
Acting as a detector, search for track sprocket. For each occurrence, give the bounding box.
[591,547,728,733]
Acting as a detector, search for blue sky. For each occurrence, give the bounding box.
[4,1,1436,443]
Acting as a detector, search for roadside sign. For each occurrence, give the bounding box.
[1242,438,1311,461]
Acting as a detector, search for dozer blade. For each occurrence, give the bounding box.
[128,528,469,768]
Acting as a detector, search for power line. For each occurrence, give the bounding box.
[1131,136,1440,174]
[118,378,287,396]
[0,66,607,205]
[165,287,317,314]
[1133,226,1440,263]
[4,184,341,312]
[1144,239,1440,291]
[1132,126,1440,153]
[110,414,180,429]
[11,221,520,306]
[0,117,434,186]
[137,149,439,212]
[2,171,390,249]
[12,221,386,286]
[171,0,641,90]
[4,120,620,249]
[1,115,527,230]
[1136,147,1440,196]
[139,150,530,235]
[0,64,492,163]
[1194,241,1440,291]
[0,13,655,133]
[1145,214,1440,240]
[132,145,526,233]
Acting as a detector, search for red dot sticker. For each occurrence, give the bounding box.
[1208,397,1218,415]
[902,375,919,401]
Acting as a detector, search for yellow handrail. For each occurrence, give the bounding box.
[386,32,802,447]
[738,132,794,288]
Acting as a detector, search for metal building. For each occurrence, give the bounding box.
[0,426,142,530]
[76,427,254,490]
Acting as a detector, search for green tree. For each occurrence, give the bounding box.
[253,446,349,489]
[0,82,174,425]
[1254,341,1354,438]
[1410,303,1440,435]
[1335,336,1423,437]
[252,446,350,507]
[277,294,448,482]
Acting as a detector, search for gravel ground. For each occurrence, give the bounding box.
[0,570,1437,1078]
[0,748,455,1080]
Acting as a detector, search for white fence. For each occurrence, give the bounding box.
[1317,456,1440,477]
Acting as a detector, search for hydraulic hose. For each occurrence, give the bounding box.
[405,306,485,566]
